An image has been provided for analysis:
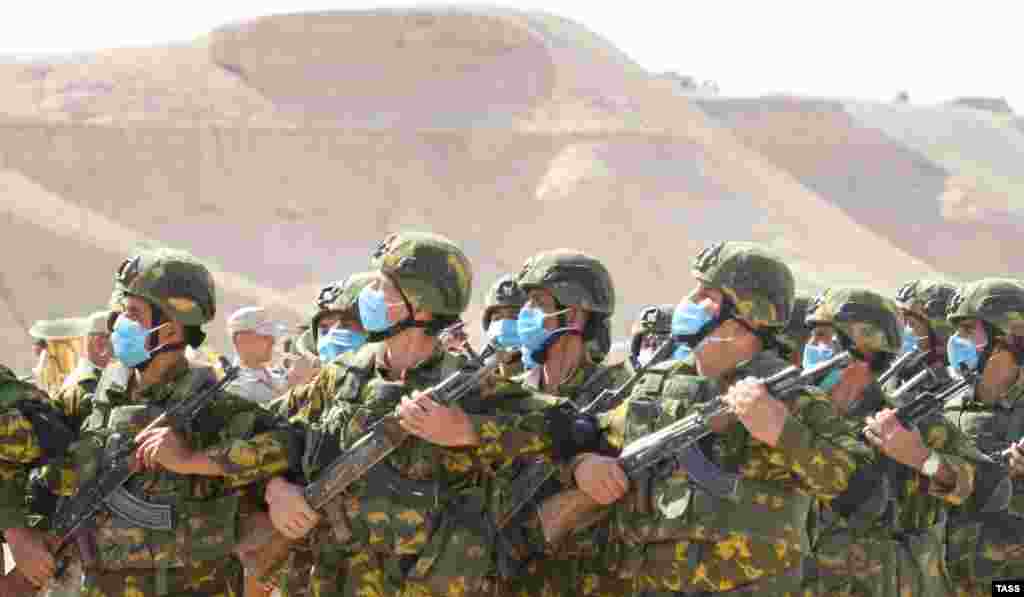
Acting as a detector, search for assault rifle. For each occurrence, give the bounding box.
[235,334,500,580]
[0,365,240,593]
[537,351,851,545]
[496,339,675,529]
[878,347,929,388]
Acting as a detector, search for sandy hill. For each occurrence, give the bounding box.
[2,6,1015,372]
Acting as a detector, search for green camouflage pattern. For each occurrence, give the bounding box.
[809,410,983,597]
[630,304,674,338]
[0,365,51,531]
[516,249,615,315]
[50,357,290,583]
[566,350,873,594]
[77,558,241,597]
[370,231,473,317]
[691,242,795,329]
[946,278,1024,337]
[494,361,632,597]
[805,287,902,355]
[481,274,527,331]
[944,370,1024,595]
[895,279,958,344]
[114,248,217,326]
[283,341,562,596]
[312,272,377,342]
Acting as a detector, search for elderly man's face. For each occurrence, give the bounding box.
[234,331,275,367]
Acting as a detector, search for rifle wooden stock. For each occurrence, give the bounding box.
[537,488,611,546]
[234,511,296,581]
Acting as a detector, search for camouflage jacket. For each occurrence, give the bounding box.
[50,360,100,433]
[0,365,61,532]
[943,372,1024,514]
[598,350,874,593]
[286,342,561,558]
[810,382,986,595]
[51,357,292,570]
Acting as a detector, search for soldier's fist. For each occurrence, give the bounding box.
[266,477,321,539]
[574,454,629,505]
[725,378,789,446]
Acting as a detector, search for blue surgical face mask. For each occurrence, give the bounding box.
[671,299,714,338]
[900,324,921,355]
[358,286,399,332]
[671,343,693,362]
[111,316,166,368]
[802,343,835,370]
[517,306,570,356]
[947,333,980,372]
[487,319,521,349]
[317,328,367,363]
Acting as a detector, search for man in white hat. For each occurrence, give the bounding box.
[226,306,292,404]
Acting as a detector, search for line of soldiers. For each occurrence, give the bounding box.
[1,231,1023,597]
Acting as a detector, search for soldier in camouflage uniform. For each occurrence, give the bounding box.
[941,279,1024,596]
[0,365,76,591]
[49,248,295,597]
[549,241,877,596]
[262,232,563,597]
[801,288,991,597]
[885,279,959,394]
[628,304,677,373]
[481,250,631,597]
[480,274,527,382]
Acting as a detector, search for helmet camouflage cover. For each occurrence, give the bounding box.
[370,231,472,317]
[516,249,615,315]
[895,279,957,342]
[312,271,376,340]
[630,304,674,338]
[805,287,902,354]
[946,278,1024,337]
[691,242,794,329]
[114,248,216,326]
[481,274,527,330]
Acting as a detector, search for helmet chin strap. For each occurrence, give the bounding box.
[132,307,182,371]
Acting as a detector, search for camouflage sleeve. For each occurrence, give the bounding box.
[290,364,346,425]
[919,416,981,506]
[201,392,294,488]
[773,392,874,499]
[469,401,562,468]
[50,383,93,430]
[0,408,43,531]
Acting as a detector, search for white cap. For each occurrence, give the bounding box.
[83,310,112,335]
[227,306,290,339]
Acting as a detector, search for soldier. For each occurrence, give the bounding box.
[887,279,959,392]
[802,288,990,597]
[553,241,875,596]
[225,306,292,404]
[628,304,676,372]
[480,274,527,381]
[261,231,560,597]
[941,279,1024,596]
[47,248,295,597]
[0,366,76,591]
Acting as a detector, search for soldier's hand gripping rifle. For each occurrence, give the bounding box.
[0,366,240,593]
[234,334,500,580]
[495,339,675,529]
[537,351,851,546]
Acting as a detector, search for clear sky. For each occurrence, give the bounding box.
[2,0,1020,111]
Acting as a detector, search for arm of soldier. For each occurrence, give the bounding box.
[49,384,92,430]
[864,409,964,499]
[739,384,873,499]
[911,416,979,505]
[203,398,299,488]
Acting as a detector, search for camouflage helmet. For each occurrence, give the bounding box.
[691,242,794,329]
[481,274,527,331]
[946,278,1024,337]
[516,249,615,315]
[114,248,216,326]
[629,304,674,362]
[371,231,472,317]
[895,279,957,342]
[805,287,902,355]
[311,271,376,341]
